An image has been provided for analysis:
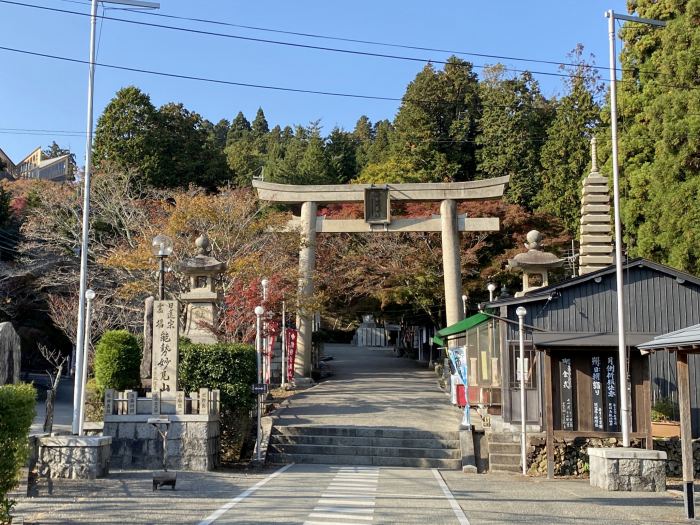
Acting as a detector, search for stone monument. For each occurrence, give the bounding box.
[508,230,563,296]
[0,322,21,384]
[178,234,226,344]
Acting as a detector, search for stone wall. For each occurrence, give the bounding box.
[653,437,700,478]
[103,414,219,471]
[588,448,667,492]
[527,436,644,477]
[37,436,111,479]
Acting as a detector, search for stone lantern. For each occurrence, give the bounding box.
[178,234,226,344]
[508,230,563,297]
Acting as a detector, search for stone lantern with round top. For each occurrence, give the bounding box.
[177,233,226,344]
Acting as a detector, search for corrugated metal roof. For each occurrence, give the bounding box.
[432,312,490,346]
[638,324,700,350]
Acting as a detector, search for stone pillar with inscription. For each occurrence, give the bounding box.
[178,234,226,345]
[152,300,179,393]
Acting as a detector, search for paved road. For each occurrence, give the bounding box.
[276,344,462,432]
[16,464,690,525]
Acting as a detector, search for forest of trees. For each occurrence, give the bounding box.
[1,0,697,355]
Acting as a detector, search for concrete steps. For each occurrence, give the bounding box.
[268,425,462,469]
[488,433,522,474]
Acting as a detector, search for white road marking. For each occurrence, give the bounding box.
[197,464,294,525]
[318,499,376,506]
[304,521,369,525]
[431,469,471,525]
[313,506,374,514]
[321,494,375,499]
[309,512,374,521]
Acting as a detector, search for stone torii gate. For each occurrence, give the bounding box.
[253,176,509,377]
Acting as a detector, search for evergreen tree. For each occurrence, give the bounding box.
[476,66,554,209]
[537,47,603,232]
[252,108,270,137]
[326,128,358,183]
[616,0,700,272]
[227,111,252,145]
[93,86,160,181]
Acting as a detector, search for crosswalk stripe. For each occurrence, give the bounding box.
[313,506,374,514]
[319,499,376,506]
[309,512,374,521]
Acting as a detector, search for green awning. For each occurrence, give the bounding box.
[432,312,490,347]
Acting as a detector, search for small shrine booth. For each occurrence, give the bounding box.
[484,259,700,470]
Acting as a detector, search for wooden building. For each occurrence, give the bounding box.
[485,258,700,440]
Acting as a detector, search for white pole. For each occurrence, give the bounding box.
[72,0,99,435]
[281,300,286,386]
[78,290,95,435]
[606,10,631,447]
[254,306,264,462]
[516,306,527,475]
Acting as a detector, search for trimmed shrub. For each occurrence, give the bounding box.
[94,330,141,392]
[0,383,36,523]
[179,341,257,412]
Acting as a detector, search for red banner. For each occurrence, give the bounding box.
[286,328,298,381]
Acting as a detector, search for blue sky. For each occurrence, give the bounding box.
[1,0,627,166]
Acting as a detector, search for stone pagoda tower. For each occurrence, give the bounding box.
[579,138,614,275]
[178,234,226,344]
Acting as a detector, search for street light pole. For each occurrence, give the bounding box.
[254,305,264,462]
[605,9,665,448]
[516,306,527,476]
[77,289,95,436]
[71,0,160,436]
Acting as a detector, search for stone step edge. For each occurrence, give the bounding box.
[269,436,461,449]
[267,452,462,468]
[268,444,461,459]
[272,426,459,440]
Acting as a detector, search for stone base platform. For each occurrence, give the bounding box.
[104,414,219,471]
[588,447,667,492]
[38,435,112,479]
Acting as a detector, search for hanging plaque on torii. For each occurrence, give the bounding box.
[252,176,509,378]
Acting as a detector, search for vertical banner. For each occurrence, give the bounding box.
[448,346,471,428]
[265,321,279,384]
[591,356,605,430]
[286,328,298,381]
[606,356,619,431]
[152,300,179,393]
[559,357,574,430]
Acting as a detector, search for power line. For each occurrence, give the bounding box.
[0,0,700,89]
[0,45,403,101]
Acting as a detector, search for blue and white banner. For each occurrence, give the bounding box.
[448,345,471,429]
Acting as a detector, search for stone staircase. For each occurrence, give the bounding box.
[488,432,522,473]
[268,425,462,469]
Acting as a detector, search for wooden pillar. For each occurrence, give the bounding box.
[677,351,695,519]
[440,199,464,337]
[544,350,555,479]
[296,201,317,377]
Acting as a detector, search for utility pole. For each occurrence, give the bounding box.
[605,9,665,448]
[72,0,159,435]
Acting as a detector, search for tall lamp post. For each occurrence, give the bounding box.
[261,278,269,383]
[605,9,666,448]
[254,305,265,462]
[152,234,174,300]
[516,306,527,476]
[487,282,497,303]
[71,0,160,435]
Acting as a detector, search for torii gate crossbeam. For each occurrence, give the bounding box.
[253,177,509,378]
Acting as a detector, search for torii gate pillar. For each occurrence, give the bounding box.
[440,199,464,332]
[297,201,317,377]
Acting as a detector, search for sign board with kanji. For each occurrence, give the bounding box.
[364,187,390,224]
[152,300,179,393]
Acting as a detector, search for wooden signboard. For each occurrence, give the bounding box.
[606,356,619,431]
[152,300,179,393]
[559,357,574,430]
[591,356,605,431]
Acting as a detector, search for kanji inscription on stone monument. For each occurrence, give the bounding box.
[152,300,179,393]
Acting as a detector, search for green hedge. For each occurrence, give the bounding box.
[0,383,36,523]
[94,330,142,392]
[179,340,257,412]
